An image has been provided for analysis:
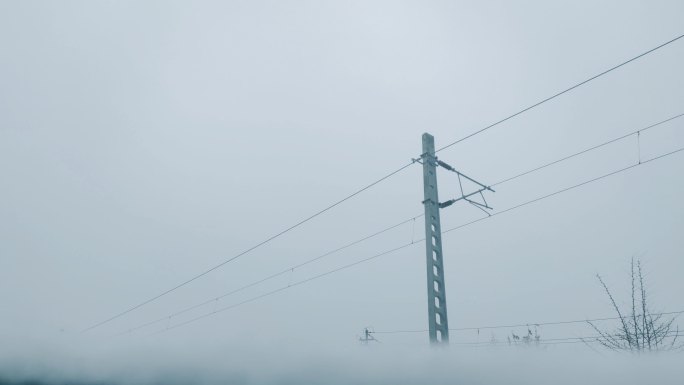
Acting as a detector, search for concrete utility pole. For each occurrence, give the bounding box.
[421,133,449,344]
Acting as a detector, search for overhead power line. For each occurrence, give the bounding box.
[116,215,423,335]
[372,310,684,334]
[442,147,684,235]
[117,111,683,336]
[127,146,683,336]
[86,34,684,333]
[451,332,684,345]
[490,112,684,186]
[448,332,684,347]
[82,162,416,333]
[148,242,420,336]
[435,33,684,153]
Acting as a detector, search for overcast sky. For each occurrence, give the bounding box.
[1,1,683,383]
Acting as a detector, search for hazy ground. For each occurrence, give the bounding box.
[2,337,684,385]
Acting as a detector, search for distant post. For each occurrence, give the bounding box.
[421,133,449,344]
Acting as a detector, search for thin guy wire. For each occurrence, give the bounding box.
[638,131,642,164]
[82,162,415,333]
[435,34,684,153]
[490,112,684,186]
[131,146,683,336]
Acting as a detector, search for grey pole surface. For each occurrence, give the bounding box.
[421,133,449,344]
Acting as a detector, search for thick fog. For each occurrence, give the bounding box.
[1,1,683,384]
[2,342,684,385]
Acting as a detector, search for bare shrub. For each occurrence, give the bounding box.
[588,258,682,352]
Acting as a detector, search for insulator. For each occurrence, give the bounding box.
[437,160,455,171]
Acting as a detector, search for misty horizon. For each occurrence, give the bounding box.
[1,1,683,384]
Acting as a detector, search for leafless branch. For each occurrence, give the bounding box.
[592,259,680,353]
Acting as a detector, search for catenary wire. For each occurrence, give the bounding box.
[85,35,684,332]
[372,310,684,334]
[116,214,423,334]
[489,112,684,186]
[450,332,684,347]
[127,146,683,336]
[450,332,684,345]
[435,33,684,153]
[441,147,684,235]
[118,111,684,335]
[148,242,420,336]
[82,162,416,333]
